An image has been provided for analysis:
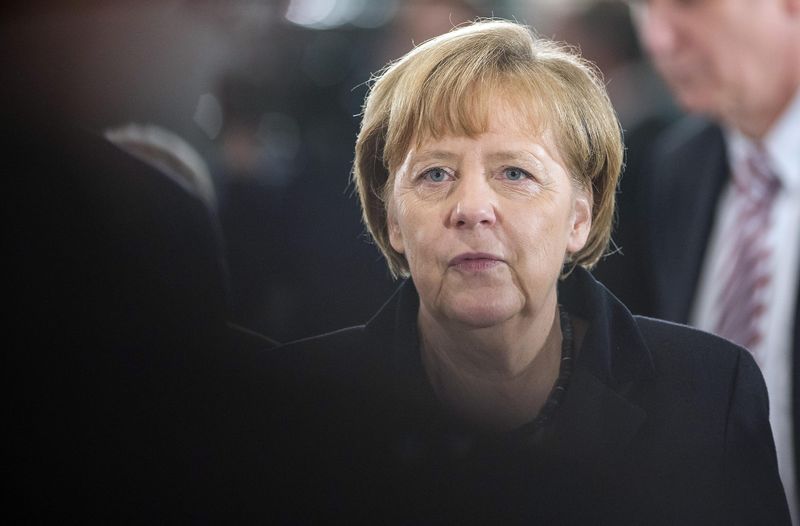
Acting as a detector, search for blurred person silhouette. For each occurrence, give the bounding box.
[597,0,800,519]
[550,0,677,134]
[6,103,275,520]
[104,121,279,344]
[1,3,277,520]
[105,122,219,212]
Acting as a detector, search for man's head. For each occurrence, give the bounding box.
[630,0,800,138]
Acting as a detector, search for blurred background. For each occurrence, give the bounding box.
[2,0,679,343]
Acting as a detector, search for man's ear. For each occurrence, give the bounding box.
[566,189,592,255]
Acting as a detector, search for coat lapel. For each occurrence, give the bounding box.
[545,268,654,463]
[542,367,647,464]
[648,120,729,323]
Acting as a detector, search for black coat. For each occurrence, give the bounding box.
[238,267,789,524]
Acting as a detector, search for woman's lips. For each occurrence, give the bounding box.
[448,252,504,272]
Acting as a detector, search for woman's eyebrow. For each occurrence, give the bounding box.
[410,150,460,165]
[485,150,540,164]
[486,150,542,165]
[411,150,540,164]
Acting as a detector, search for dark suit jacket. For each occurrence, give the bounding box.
[235,267,789,524]
[595,117,800,503]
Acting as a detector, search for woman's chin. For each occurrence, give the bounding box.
[440,291,523,329]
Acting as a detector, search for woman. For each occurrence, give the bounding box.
[250,20,789,524]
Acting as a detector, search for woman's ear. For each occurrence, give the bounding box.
[387,201,405,255]
[566,189,592,254]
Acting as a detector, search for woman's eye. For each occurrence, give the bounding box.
[423,168,449,182]
[504,167,529,181]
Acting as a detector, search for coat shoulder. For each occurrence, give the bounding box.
[634,315,749,372]
[635,315,741,358]
[632,316,764,400]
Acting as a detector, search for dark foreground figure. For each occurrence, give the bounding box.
[5,104,272,521]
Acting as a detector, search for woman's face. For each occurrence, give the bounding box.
[388,103,591,330]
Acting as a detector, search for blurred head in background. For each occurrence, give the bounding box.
[630,0,800,138]
[550,0,677,131]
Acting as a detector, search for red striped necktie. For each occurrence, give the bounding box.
[713,145,781,360]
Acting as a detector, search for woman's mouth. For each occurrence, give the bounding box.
[448,252,504,272]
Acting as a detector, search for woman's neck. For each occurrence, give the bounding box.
[417,300,563,432]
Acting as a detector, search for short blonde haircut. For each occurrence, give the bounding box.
[354,19,622,278]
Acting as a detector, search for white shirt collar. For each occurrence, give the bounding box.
[725,87,800,192]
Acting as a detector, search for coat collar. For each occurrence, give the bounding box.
[363,267,655,460]
[545,267,653,462]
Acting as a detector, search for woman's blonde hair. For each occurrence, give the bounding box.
[353,19,623,278]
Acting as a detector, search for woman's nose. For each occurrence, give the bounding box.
[448,174,497,229]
